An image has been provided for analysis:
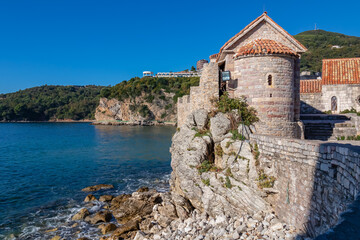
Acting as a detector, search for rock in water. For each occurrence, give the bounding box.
[110,190,162,224]
[111,217,141,238]
[98,223,117,234]
[99,195,114,202]
[84,194,97,202]
[81,184,114,192]
[72,208,90,221]
[137,186,149,192]
[45,228,58,233]
[85,211,112,224]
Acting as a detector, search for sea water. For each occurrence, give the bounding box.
[0,123,175,239]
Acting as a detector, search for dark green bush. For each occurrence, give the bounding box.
[340,108,357,114]
[138,105,151,118]
[230,129,246,141]
[215,93,259,126]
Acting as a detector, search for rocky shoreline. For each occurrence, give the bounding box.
[45,109,311,240]
[0,119,93,123]
[44,184,300,240]
[91,121,176,127]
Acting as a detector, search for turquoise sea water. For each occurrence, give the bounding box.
[0,123,175,239]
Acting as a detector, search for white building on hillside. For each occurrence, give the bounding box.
[143,71,154,77]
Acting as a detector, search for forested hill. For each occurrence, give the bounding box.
[95,76,200,122]
[0,85,104,121]
[0,76,200,122]
[99,76,199,102]
[294,30,360,72]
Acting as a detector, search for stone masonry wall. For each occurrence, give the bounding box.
[177,63,219,126]
[251,134,360,237]
[300,85,360,114]
[300,93,323,114]
[233,55,301,138]
[322,84,360,113]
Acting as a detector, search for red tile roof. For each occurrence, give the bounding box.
[216,12,307,62]
[234,39,298,57]
[209,53,219,59]
[217,13,265,60]
[322,58,360,85]
[300,79,322,93]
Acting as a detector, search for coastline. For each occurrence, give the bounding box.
[0,120,177,126]
[0,119,94,123]
[92,120,177,127]
[27,185,299,240]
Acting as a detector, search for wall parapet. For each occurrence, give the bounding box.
[250,134,360,237]
[177,63,219,126]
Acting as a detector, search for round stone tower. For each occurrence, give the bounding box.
[232,39,301,138]
[197,59,209,71]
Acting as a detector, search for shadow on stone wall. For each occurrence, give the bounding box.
[297,142,360,240]
[301,101,323,114]
[315,196,360,240]
[300,107,351,141]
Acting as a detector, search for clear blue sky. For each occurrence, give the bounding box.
[1,0,359,94]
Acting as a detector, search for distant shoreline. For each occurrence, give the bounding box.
[92,120,177,127]
[0,119,177,126]
[0,119,94,123]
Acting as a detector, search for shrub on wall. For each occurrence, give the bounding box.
[214,92,259,126]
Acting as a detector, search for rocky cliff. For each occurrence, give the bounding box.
[45,109,303,240]
[170,110,271,217]
[95,92,176,123]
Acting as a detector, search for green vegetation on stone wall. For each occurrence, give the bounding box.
[0,85,104,121]
[214,92,259,126]
[294,30,360,72]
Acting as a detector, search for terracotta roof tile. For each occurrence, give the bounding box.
[209,53,219,59]
[322,58,360,85]
[300,79,322,93]
[216,12,307,62]
[234,39,298,57]
[218,13,265,58]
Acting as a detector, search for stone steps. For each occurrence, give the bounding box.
[304,123,334,140]
[301,114,350,121]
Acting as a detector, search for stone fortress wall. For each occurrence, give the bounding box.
[232,55,302,138]
[177,62,219,126]
[175,12,360,238]
[301,84,360,114]
[251,134,360,237]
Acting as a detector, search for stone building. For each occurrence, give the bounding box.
[178,12,308,138]
[196,59,209,71]
[300,58,360,113]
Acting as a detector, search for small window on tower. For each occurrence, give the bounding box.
[268,75,273,86]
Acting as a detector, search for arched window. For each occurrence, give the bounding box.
[331,96,337,111]
[268,75,273,86]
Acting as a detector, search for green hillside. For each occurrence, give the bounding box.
[99,76,200,119]
[100,76,199,102]
[0,85,104,121]
[294,30,360,72]
[0,76,200,122]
